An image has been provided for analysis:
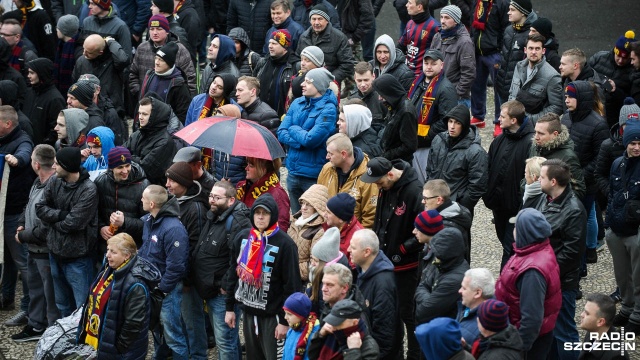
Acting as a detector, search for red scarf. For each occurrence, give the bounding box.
[174,0,185,14]
[197,97,218,171]
[236,172,281,207]
[408,71,444,136]
[9,41,23,72]
[236,223,279,288]
[291,313,318,360]
[318,322,367,360]
[472,0,494,31]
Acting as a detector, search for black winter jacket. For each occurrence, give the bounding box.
[297,24,355,84]
[175,0,202,65]
[632,69,640,105]
[337,0,375,43]
[94,162,150,246]
[544,37,561,72]
[495,12,538,102]
[415,227,469,324]
[484,118,535,215]
[470,0,510,56]
[228,27,262,76]
[588,50,634,128]
[23,63,66,146]
[606,152,640,237]
[242,99,281,135]
[352,128,383,158]
[476,324,524,360]
[0,39,28,109]
[561,81,609,194]
[0,125,35,215]
[36,168,99,260]
[254,52,298,117]
[226,0,273,53]
[594,124,625,199]
[176,182,209,286]
[193,201,251,300]
[125,98,177,185]
[524,187,586,290]
[370,48,415,91]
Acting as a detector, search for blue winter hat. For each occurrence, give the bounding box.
[415,318,463,360]
[623,119,640,148]
[283,292,311,319]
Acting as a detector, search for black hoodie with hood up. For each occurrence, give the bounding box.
[23,58,66,145]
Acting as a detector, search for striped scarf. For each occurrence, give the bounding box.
[292,313,318,360]
[54,36,78,95]
[197,96,220,171]
[9,41,23,72]
[472,0,494,31]
[408,70,444,136]
[236,223,280,288]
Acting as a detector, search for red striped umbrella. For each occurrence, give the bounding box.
[175,116,285,160]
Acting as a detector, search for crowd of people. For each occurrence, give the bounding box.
[0,0,639,359]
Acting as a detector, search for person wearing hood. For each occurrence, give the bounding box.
[139,41,192,124]
[76,233,161,359]
[278,67,337,214]
[225,193,301,360]
[72,34,129,114]
[494,208,562,359]
[186,73,238,126]
[24,58,66,146]
[408,49,458,183]
[200,34,241,94]
[82,126,115,181]
[263,0,305,56]
[415,317,474,360]
[255,29,300,117]
[81,0,132,61]
[414,227,469,325]
[130,15,196,98]
[66,80,106,135]
[35,147,99,316]
[2,0,56,61]
[398,0,440,78]
[0,37,28,109]
[339,104,382,158]
[125,97,177,185]
[430,5,476,106]
[350,229,402,360]
[229,27,262,76]
[426,104,488,217]
[0,19,37,83]
[561,81,609,263]
[54,14,83,96]
[94,146,150,247]
[372,74,418,162]
[471,299,524,359]
[369,34,414,91]
[137,184,190,359]
[226,0,273,54]
[54,108,89,150]
[484,100,535,269]
[0,80,35,141]
[530,17,560,72]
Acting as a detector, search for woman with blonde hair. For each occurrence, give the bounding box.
[523,156,547,203]
[77,233,161,359]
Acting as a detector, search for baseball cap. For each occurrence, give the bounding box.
[173,146,201,163]
[323,299,362,326]
[361,157,393,183]
[423,49,444,61]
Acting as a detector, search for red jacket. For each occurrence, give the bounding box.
[236,172,291,232]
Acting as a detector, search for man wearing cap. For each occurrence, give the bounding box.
[82,0,132,61]
[235,76,281,135]
[407,48,457,183]
[66,81,106,134]
[589,31,636,128]
[297,4,355,87]
[430,5,475,107]
[36,147,99,317]
[318,133,378,229]
[138,184,190,359]
[54,15,82,96]
[349,62,386,129]
[412,209,444,247]
[23,58,66,146]
[308,299,379,359]
[398,0,440,78]
[94,146,150,245]
[173,146,215,193]
[290,46,339,106]
[76,74,127,145]
[227,0,272,53]
[494,208,562,360]
[130,15,196,99]
[472,299,523,358]
[72,33,128,114]
[291,0,340,31]
[200,34,241,94]
[254,30,300,117]
[150,0,191,55]
[349,229,401,360]
[606,119,640,334]
[278,67,337,213]
[426,104,488,217]
[363,156,422,359]
[508,33,563,123]
[456,268,496,346]
[578,293,631,360]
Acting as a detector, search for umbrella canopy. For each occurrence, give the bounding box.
[175,116,285,160]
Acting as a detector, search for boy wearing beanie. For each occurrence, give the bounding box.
[55,15,82,96]
[413,209,444,245]
[472,299,523,359]
[283,293,319,360]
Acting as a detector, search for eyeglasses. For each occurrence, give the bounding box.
[0,33,17,37]
[209,194,229,201]
[422,196,439,201]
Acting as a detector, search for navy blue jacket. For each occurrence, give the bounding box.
[607,152,640,237]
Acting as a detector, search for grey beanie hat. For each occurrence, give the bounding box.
[57,15,79,38]
[301,46,325,68]
[440,5,462,24]
[311,227,341,263]
[305,68,335,95]
[619,97,640,127]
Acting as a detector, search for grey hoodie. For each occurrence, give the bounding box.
[344,104,372,138]
[373,34,396,74]
[57,108,89,149]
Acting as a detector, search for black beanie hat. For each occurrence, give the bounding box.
[326,193,356,222]
[156,41,178,68]
[152,0,174,13]
[56,147,82,173]
[68,81,95,107]
[531,17,554,40]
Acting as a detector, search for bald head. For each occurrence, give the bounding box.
[83,34,106,60]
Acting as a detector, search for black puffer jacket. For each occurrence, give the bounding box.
[484,117,535,215]
[594,123,625,198]
[297,24,355,83]
[228,27,262,76]
[495,11,538,102]
[415,227,469,325]
[426,105,488,211]
[476,324,523,360]
[337,0,375,43]
[373,74,418,162]
[588,50,634,128]
[35,168,99,260]
[561,81,609,194]
[176,182,209,286]
[94,162,150,246]
[524,187,586,290]
[254,51,298,117]
[125,98,177,185]
[226,0,272,53]
[242,99,280,135]
[193,201,251,300]
[352,128,383,158]
[470,0,510,56]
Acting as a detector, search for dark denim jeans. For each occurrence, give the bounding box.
[2,213,29,311]
[471,52,501,123]
[49,254,94,317]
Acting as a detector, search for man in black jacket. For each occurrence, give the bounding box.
[236,76,280,135]
[350,229,401,360]
[484,100,534,269]
[226,0,272,53]
[24,58,66,146]
[524,158,587,359]
[336,0,374,62]
[3,0,56,61]
[363,157,423,360]
[350,62,386,132]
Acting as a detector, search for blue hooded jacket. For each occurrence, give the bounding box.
[83,126,115,181]
[416,317,465,359]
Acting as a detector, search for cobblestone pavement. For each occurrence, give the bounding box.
[1,90,639,359]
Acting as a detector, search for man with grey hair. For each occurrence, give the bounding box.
[349,229,401,360]
[320,263,367,324]
[456,268,496,345]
